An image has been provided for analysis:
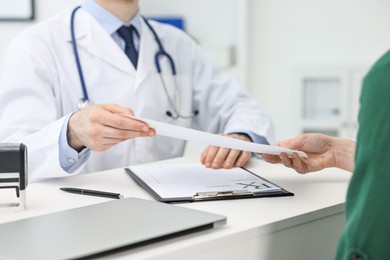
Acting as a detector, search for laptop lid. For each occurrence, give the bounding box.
[0,198,226,260]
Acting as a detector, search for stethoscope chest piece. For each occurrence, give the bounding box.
[77,98,93,110]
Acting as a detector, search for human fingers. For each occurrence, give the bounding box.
[220,133,251,168]
[83,133,147,151]
[86,136,121,152]
[278,137,303,150]
[257,140,284,164]
[202,133,251,168]
[100,124,156,139]
[82,111,155,146]
[211,147,231,169]
[83,125,155,150]
[103,104,134,116]
[233,151,251,168]
[202,145,219,168]
[69,105,155,150]
[200,147,209,164]
[279,153,293,168]
[86,105,152,133]
[222,149,242,169]
[280,134,331,156]
[291,153,309,174]
[261,154,282,164]
[200,145,218,168]
[102,113,152,132]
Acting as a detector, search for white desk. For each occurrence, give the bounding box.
[0,157,351,260]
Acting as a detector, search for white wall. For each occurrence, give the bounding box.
[141,0,238,48]
[140,0,248,87]
[248,0,390,140]
[0,0,81,60]
[1,0,247,83]
[0,0,243,66]
[2,0,390,141]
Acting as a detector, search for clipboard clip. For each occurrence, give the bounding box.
[193,190,253,201]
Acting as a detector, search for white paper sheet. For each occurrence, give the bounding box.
[128,163,282,199]
[124,115,307,157]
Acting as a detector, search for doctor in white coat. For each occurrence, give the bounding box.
[0,0,274,182]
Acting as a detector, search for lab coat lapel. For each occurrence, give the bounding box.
[135,19,160,88]
[62,9,134,74]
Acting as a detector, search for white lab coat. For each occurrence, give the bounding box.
[0,8,274,181]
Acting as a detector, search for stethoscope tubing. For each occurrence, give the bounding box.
[142,17,177,75]
[71,6,89,102]
[71,6,197,118]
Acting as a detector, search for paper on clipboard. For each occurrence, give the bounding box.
[124,115,307,157]
[127,163,282,200]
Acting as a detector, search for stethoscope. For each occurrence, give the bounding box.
[71,6,198,119]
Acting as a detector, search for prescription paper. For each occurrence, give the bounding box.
[128,163,282,199]
[124,115,307,157]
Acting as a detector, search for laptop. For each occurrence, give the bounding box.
[0,198,226,260]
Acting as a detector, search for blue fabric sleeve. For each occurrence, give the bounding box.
[59,114,90,173]
[227,130,269,145]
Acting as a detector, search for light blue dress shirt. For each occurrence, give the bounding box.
[81,0,142,51]
[59,0,268,172]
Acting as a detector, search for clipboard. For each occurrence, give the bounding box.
[125,163,293,203]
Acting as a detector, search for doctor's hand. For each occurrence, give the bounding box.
[67,104,156,152]
[261,133,355,174]
[200,133,252,169]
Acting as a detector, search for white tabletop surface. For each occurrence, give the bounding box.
[0,156,351,259]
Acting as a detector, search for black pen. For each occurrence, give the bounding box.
[60,187,124,199]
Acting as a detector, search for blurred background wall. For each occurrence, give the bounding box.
[1,0,390,141]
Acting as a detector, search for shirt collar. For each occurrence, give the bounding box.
[82,0,142,36]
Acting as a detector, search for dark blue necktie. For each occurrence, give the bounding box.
[117,25,139,69]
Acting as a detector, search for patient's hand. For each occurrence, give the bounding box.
[262,133,355,173]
